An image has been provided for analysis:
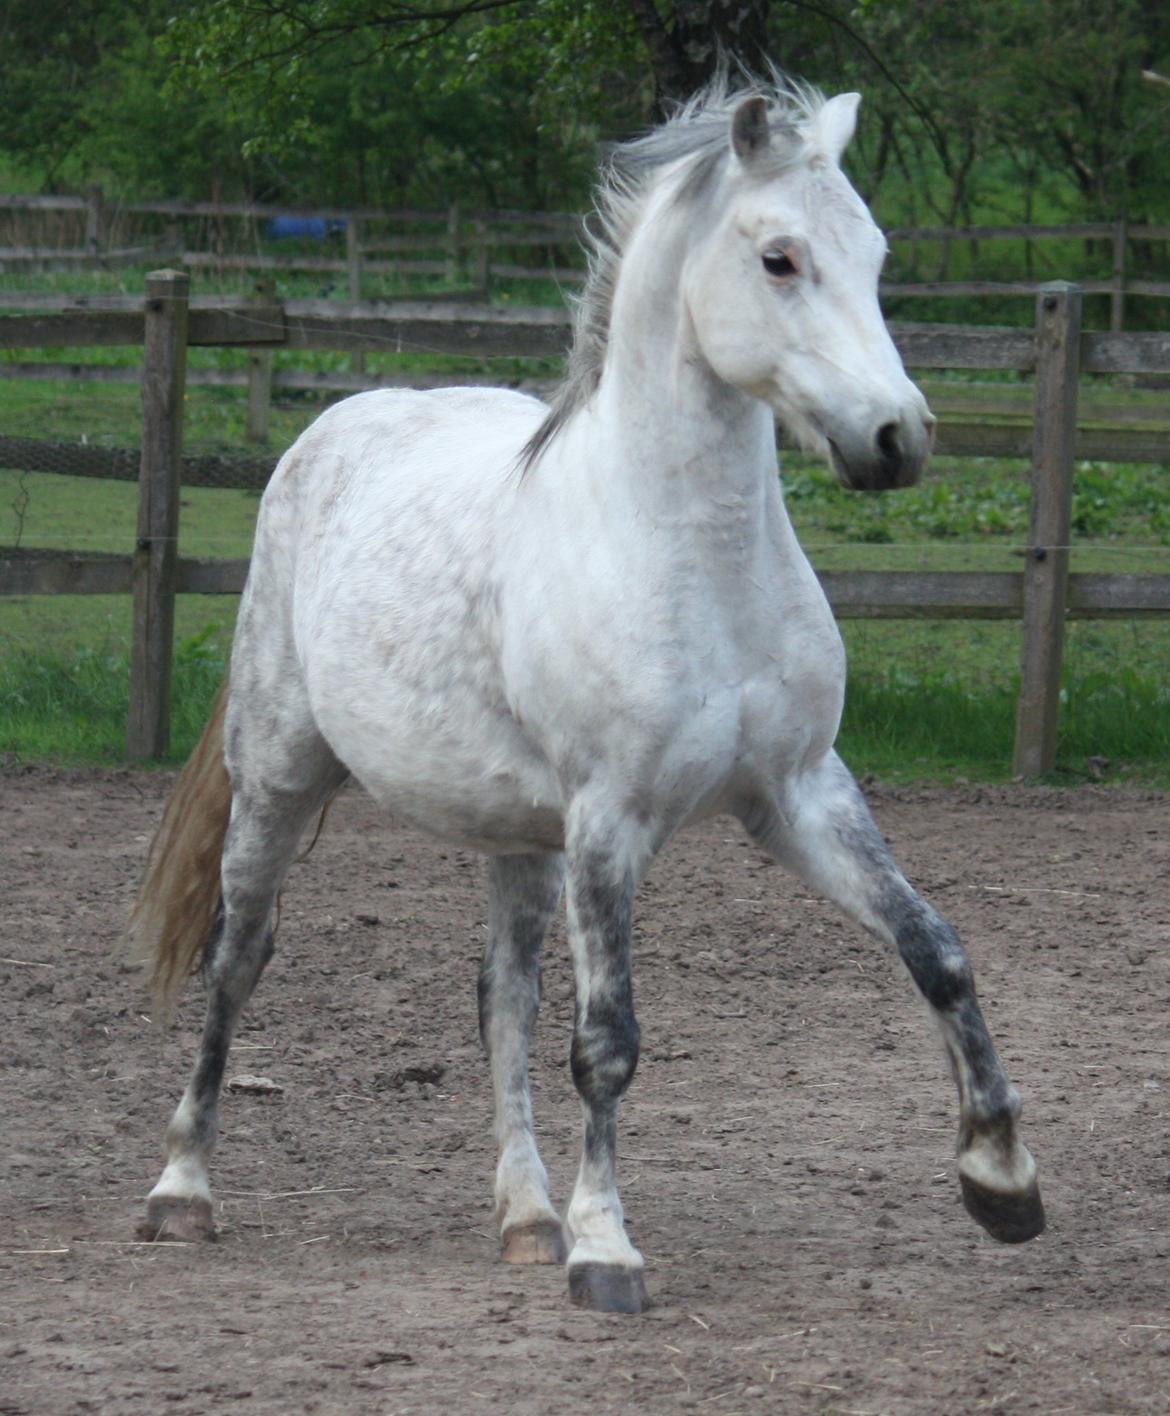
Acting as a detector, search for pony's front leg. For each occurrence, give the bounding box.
[563,821,648,1312]
[745,753,1044,1243]
[480,853,567,1264]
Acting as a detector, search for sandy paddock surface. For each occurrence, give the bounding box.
[2,763,1169,1415]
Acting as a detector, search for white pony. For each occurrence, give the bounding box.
[130,77,1044,1313]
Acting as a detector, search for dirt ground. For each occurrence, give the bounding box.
[2,764,1169,1415]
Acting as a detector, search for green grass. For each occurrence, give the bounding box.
[4,624,1168,780]
[0,628,227,763]
[836,638,1170,784]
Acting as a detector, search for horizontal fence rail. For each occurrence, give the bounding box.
[0,275,1168,768]
[2,292,1169,369]
[2,195,1169,322]
[7,554,1168,622]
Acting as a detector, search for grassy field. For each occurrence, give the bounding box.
[2,277,1169,781]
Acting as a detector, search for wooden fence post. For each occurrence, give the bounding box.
[85,185,105,257]
[445,202,461,285]
[246,275,275,442]
[129,270,189,760]
[473,218,490,295]
[1110,219,1127,332]
[346,218,365,375]
[1012,282,1082,777]
[346,217,363,299]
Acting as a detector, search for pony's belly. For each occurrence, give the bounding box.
[361,770,566,854]
[316,703,566,853]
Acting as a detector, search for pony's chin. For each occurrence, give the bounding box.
[828,439,924,492]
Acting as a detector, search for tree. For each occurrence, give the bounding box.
[4,0,1167,230]
[0,0,250,195]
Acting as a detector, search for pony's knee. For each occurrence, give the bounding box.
[571,998,640,1105]
[477,955,542,1052]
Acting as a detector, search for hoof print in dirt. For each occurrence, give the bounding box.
[500,1219,568,1265]
[568,1263,650,1314]
[137,1195,217,1244]
[960,1174,1046,1244]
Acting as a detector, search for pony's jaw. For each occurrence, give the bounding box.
[749,364,934,491]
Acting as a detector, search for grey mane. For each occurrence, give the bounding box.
[520,73,825,472]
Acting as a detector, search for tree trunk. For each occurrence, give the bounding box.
[624,0,772,110]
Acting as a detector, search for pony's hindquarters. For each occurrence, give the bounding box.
[276,387,563,849]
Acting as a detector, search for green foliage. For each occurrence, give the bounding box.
[5,1,1168,226]
[850,0,1170,225]
[155,0,642,209]
[0,0,248,196]
[838,664,1018,780]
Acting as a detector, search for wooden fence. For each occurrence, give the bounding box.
[0,193,583,291]
[1,273,1168,770]
[2,192,1170,323]
[882,220,1170,330]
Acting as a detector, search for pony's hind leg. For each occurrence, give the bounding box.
[140,731,345,1242]
[480,853,567,1264]
[744,752,1044,1244]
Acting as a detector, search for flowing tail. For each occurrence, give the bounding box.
[127,676,233,1017]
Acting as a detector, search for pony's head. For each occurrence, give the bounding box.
[678,85,933,489]
[528,77,933,490]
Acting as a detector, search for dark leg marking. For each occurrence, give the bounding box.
[480,854,567,1265]
[563,840,648,1312]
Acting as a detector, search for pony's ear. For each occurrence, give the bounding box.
[731,96,770,162]
[812,92,861,165]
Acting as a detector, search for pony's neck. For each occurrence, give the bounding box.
[588,204,777,519]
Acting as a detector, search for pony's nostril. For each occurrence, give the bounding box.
[876,421,902,464]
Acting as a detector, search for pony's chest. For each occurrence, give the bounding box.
[509,555,845,803]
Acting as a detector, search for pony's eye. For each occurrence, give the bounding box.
[762,250,798,279]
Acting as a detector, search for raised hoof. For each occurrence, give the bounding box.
[960,1174,1046,1244]
[568,1263,650,1314]
[137,1194,217,1243]
[501,1219,568,1266]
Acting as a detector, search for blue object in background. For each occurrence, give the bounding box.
[267,216,346,240]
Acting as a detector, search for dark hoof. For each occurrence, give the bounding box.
[568,1262,650,1314]
[960,1174,1046,1243]
[501,1219,568,1266]
[137,1194,216,1243]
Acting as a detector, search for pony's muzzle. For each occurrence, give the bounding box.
[829,408,934,491]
